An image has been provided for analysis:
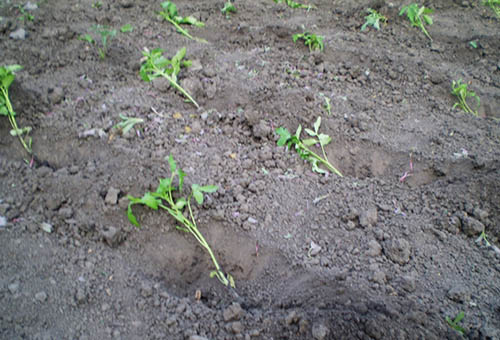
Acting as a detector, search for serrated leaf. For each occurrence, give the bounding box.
[303,138,318,146]
[276,127,291,146]
[141,192,160,210]
[424,15,433,25]
[313,116,321,133]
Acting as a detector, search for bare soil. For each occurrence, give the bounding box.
[1,0,500,339]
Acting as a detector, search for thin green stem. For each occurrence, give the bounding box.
[165,16,208,44]
[1,87,31,154]
[152,64,199,108]
[298,140,343,177]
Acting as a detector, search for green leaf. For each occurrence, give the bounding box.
[304,128,316,137]
[178,168,185,192]
[318,133,331,146]
[1,74,14,89]
[141,192,160,210]
[199,185,218,193]
[423,15,433,25]
[295,124,302,139]
[0,106,8,116]
[127,202,140,227]
[276,127,291,146]
[176,225,190,232]
[303,138,318,146]
[120,24,133,32]
[313,116,321,133]
[175,197,187,210]
[180,16,204,27]
[168,154,177,173]
[311,159,326,174]
[156,178,172,196]
[193,189,204,205]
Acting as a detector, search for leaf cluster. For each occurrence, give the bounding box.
[0,65,32,155]
[274,0,315,10]
[451,79,480,116]
[276,117,342,176]
[445,311,465,335]
[159,1,206,42]
[221,1,236,18]
[293,32,324,52]
[140,47,199,108]
[483,0,500,18]
[399,4,434,40]
[17,5,34,22]
[127,155,234,288]
[113,114,144,135]
[361,8,387,31]
[80,25,118,59]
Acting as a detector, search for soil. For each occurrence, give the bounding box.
[1,0,500,339]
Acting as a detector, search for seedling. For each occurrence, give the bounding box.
[469,40,478,49]
[120,24,133,33]
[451,79,480,116]
[80,25,117,59]
[276,117,343,176]
[221,1,236,18]
[446,311,465,335]
[0,65,32,155]
[399,3,434,41]
[483,0,500,18]
[127,155,234,288]
[274,0,315,10]
[475,230,491,246]
[113,114,144,135]
[293,32,324,52]
[140,47,199,108]
[361,8,387,31]
[92,1,103,9]
[158,1,207,43]
[17,5,34,22]
[318,93,331,115]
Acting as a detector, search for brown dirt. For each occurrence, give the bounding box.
[1,0,500,339]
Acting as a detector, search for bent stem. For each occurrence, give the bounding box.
[297,139,343,177]
[1,87,31,155]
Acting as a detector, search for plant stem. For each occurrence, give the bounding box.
[165,16,208,44]
[151,62,199,108]
[1,87,32,154]
[298,140,343,177]
[419,23,432,41]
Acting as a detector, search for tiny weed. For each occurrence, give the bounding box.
[293,32,324,52]
[159,1,207,43]
[127,154,234,288]
[17,5,34,22]
[318,93,332,115]
[276,117,342,176]
[446,311,465,335]
[92,1,103,9]
[0,65,32,155]
[483,0,500,18]
[451,79,480,116]
[475,230,491,247]
[274,0,315,10]
[361,8,387,31]
[399,3,434,41]
[140,47,199,108]
[120,23,133,33]
[80,25,117,59]
[469,40,478,49]
[221,1,236,18]
[113,114,144,135]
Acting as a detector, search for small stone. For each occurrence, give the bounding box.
[105,187,120,205]
[366,240,381,257]
[473,208,488,222]
[359,206,378,228]
[285,311,300,325]
[447,285,470,303]
[0,215,7,228]
[461,215,484,237]
[189,336,209,340]
[8,282,19,294]
[119,0,133,8]
[312,322,329,340]
[383,238,411,265]
[101,226,121,247]
[152,77,170,92]
[252,120,271,139]
[48,87,64,104]
[231,321,243,334]
[58,207,74,219]
[372,270,386,284]
[309,241,322,257]
[75,288,87,304]
[35,291,47,302]
[223,302,243,322]
[10,28,27,40]
[180,77,202,97]
[24,2,38,11]
[399,275,416,293]
[140,282,153,297]
[40,222,53,233]
[345,220,356,230]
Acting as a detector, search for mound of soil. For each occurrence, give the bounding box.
[1,0,499,339]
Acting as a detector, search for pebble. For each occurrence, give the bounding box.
[8,282,19,294]
[366,240,382,257]
[35,291,48,302]
[75,288,87,304]
[223,302,243,322]
[10,28,27,40]
[140,282,153,297]
[48,86,64,104]
[312,322,329,340]
[0,215,7,228]
[101,226,120,247]
[447,285,470,303]
[189,336,209,340]
[461,215,484,237]
[105,187,120,205]
[40,222,53,233]
[231,321,243,334]
[309,241,322,257]
[24,1,38,10]
[383,238,411,265]
[285,311,299,325]
[359,206,378,228]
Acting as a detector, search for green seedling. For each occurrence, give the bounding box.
[92,1,103,9]
[0,65,32,155]
[17,5,34,22]
[446,311,465,335]
[127,154,234,288]
[475,230,491,246]
[159,1,207,43]
[451,79,480,116]
[274,0,315,10]
[140,47,199,108]
[361,8,387,31]
[399,3,434,41]
[276,117,342,176]
[293,32,324,52]
[80,25,117,59]
[113,114,144,135]
[221,1,236,18]
[319,93,332,115]
[483,0,500,18]
[120,24,133,33]
[469,40,478,49]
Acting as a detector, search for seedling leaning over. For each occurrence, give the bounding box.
[293,32,324,52]
[399,3,434,41]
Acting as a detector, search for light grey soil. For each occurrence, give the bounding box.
[1,0,500,339]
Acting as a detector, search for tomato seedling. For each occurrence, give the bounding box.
[445,311,465,336]
[159,1,207,43]
[293,32,324,52]
[276,117,342,176]
[483,0,500,18]
[451,79,480,116]
[361,8,387,31]
[274,0,315,10]
[80,25,117,59]
[140,47,199,108]
[127,155,235,288]
[399,3,434,41]
[0,65,32,155]
[221,1,236,19]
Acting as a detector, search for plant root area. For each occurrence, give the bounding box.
[1,1,500,339]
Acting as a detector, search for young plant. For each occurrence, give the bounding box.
[293,32,324,52]
[276,117,343,176]
[483,0,500,18]
[140,47,199,108]
[445,311,465,335]
[80,25,117,59]
[451,79,480,116]
[221,1,236,18]
[113,114,144,135]
[17,5,34,22]
[127,155,234,288]
[274,0,315,10]
[158,1,207,43]
[361,8,387,31]
[318,93,331,115]
[120,24,133,33]
[399,3,434,41]
[0,65,32,155]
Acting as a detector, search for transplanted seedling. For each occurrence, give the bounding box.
[140,47,199,108]
[113,114,144,134]
[80,25,117,59]
[451,79,480,116]
[361,8,387,31]
[127,155,234,288]
[399,3,434,41]
[221,1,236,18]
[159,1,207,43]
[446,311,465,335]
[293,32,324,52]
[483,0,500,18]
[0,65,32,155]
[276,117,343,176]
[274,0,315,10]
